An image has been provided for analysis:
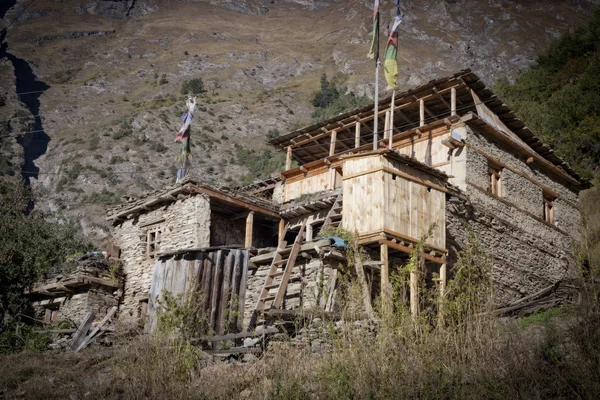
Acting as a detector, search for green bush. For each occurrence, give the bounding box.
[310,73,370,122]
[181,78,205,95]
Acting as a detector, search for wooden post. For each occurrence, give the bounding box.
[285,146,292,170]
[389,89,396,149]
[278,219,285,244]
[380,243,390,309]
[245,211,254,248]
[420,99,425,127]
[355,121,361,148]
[440,262,447,298]
[451,87,457,117]
[306,223,313,243]
[383,110,390,139]
[410,270,418,317]
[329,130,337,157]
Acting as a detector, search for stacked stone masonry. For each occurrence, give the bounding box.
[112,194,211,318]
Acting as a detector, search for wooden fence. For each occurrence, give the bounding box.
[147,248,249,335]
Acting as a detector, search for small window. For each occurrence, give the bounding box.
[44,305,60,324]
[147,227,162,258]
[488,164,502,197]
[543,195,555,224]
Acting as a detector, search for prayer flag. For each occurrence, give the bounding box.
[367,0,380,61]
[383,2,403,90]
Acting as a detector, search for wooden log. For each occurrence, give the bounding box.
[36,328,77,334]
[70,311,94,351]
[355,121,361,148]
[384,110,390,139]
[196,326,279,343]
[245,211,254,248]
[329,130,337,157]
[229,250,243,332]
[238,250,249,331]
[420,99,425,127]
[286,146,292,170]
[410,271,418,317]
[440,263,447,297]
[451,87,456,116]
[76,306,118,352]
[210,250,224,333]
[218,251,234,335]
[354,250,374,318]
[278,219,285,244]
[325,269,338,312]
[207,347,262,356]
[380,244,390,308]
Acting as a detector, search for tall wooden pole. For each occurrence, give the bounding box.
[285,146,292,170]
[355,121,361,148]
[410,270,418,317]
[451,87,457,117]
[373,61,380,150]
[380,243,390,309]
[389,89,396,149]
[419,99,425,127]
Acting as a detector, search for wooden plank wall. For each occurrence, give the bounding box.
[147,249,249,335]
[284,168,331,201]
[342,155,446,249]
[342,156,386,234]
[382,158,446,249]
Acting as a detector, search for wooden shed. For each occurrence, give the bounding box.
[341,150,447,252]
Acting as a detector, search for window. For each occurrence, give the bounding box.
[488,164,502,196]
[44,305,60,324]
[543,194,555,224]
[146,227,162,258]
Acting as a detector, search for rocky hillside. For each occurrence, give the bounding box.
[0,0,595,240]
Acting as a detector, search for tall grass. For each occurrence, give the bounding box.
[2,231,600,399]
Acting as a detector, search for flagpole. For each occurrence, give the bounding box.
[388,89,395,149]
[373,60,380,151]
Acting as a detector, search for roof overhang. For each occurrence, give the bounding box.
[106,179,281,223]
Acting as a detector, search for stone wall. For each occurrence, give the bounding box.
[244,256,336,325]
[30,286,119,326]
[111,194,211,318]
[446,124,582,306]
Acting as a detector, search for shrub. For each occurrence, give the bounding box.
[181,78,205,95]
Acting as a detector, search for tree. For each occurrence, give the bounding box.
[0,180,90,330]
[495,8,600,181]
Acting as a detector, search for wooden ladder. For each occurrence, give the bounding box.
[322,192,343,231]
[247,221,306,330]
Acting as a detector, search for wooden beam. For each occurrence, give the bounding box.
[451,87,457,116]
[384,110,391,139]
[440,262,447,297]
[380,243,390,308]
[355,121,361,148]
[278,219,285,244]
[286,146,292,170]
[245,212,254,248]
[378,239,445,264]
[329,130,337,157]
[420,99,425,127]
[192,186,280,219]
[410,270,418,317]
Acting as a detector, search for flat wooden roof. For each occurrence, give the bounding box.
[270,69,589,189]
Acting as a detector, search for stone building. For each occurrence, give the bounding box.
[107,69,590,332]
[26,255,122,326]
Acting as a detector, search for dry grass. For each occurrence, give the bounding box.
[1,295,599,399]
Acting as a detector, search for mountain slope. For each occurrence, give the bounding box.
[1,0,595,240]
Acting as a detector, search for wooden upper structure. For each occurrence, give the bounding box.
[271,69,590,191]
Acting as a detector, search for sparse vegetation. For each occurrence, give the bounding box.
[311,73,370,122]
[181,78,205,95]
